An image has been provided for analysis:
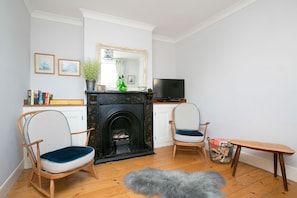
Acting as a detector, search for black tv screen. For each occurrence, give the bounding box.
[153,78,185,102]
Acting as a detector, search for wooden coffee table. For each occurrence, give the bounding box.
[230,139,295,191]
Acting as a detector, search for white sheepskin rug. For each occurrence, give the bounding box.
[124,168,226,198]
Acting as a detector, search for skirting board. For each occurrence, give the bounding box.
[0,160,24,198]
[238,151,297,182]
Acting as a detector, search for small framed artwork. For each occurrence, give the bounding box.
[58,59,80,76]
[34,53,55,74]
[127,75,135,84]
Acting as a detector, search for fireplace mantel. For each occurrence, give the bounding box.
[86,91,154,164]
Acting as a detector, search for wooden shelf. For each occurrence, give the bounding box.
[23,104,86,107]
[24,99,84,106]
[153,98,187,104]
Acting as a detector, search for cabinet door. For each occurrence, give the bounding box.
[153,104,177,148]
[62,110,87,146]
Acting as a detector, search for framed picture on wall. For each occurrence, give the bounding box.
[34,53,55,74]
[127,75,135,84]
[58,59,80,76]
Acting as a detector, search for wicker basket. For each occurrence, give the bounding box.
[208,138,233,164]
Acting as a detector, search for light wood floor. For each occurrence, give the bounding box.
[7,146,297,198]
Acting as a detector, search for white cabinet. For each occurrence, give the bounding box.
[22,105,87,169]
[153,104,178,148]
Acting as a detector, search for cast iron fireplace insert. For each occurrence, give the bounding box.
[86,91,154,164]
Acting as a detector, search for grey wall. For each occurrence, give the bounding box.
[30,18,85,99]
[176,0,297,174]
[152,40,176,79]
[0,0,30,195]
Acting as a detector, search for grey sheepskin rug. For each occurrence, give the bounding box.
[124,168,226,198]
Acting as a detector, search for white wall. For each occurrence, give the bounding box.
[152,40,176,79]
[176,0,297,179]
[83,17,153,89]
[30,18,85,99]
[0,0,30,196]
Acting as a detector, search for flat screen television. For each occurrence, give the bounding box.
[153,78,185,102]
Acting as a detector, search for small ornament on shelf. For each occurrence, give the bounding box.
[117,75,127,92]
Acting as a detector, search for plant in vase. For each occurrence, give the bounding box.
[81,59,100,91]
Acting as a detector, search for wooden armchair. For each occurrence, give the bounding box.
[18,110,98,198]
[170,103,210,158]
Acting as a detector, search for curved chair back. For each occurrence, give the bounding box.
[171,103,209,159]
[23,110,72,159]
[18,110,97,198]
[174,103,200,131]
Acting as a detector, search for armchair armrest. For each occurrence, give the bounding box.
[23,139,43,148]
[169,120,176,139]
[199,122,210,137]
[200,122,210,126]
[23,139,43,170]
[71,128,95,146]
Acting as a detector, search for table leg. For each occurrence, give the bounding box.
[232,145,241,177]
[279,153,288,191]
[274,153,277,177]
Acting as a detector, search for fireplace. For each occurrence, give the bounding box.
[86,91,154,164]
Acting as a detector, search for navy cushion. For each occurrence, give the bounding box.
[176,130,203,136]
[41,146,93,163]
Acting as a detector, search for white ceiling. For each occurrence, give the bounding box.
[24,0,256,42]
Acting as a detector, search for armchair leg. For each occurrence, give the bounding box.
[201,147,207,160]
[50,179,55,198]
[28,171,34,187]
[38,175,42,188]
[173,145,177,158]
[91,164,98,179]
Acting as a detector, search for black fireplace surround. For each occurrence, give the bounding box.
[86,91,154,164]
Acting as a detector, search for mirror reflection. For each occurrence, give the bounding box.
[96,44,148,91]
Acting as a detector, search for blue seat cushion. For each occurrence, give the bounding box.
[176,130,203,136]
[41,146,93,163]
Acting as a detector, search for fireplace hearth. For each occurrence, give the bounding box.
[86,91,154,164]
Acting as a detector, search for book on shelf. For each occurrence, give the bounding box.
[27,90,31,105]
[34,90,38,104]
[27,89,36,105]
[43,92,49,105]
[26,90,53,105]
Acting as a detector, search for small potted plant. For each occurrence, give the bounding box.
[81,59,100,91]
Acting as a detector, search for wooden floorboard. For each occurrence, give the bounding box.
[7,146,297,198]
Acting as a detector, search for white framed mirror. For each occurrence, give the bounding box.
[96,43,148,91]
